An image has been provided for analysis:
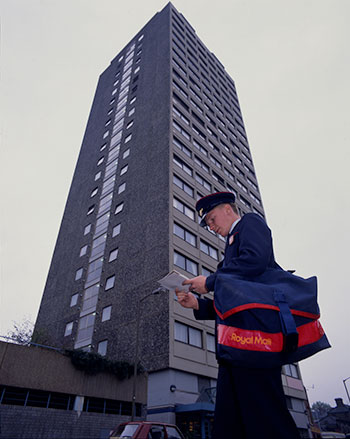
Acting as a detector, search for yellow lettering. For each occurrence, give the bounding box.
[229,332,272,348]
[254,336,272,346]
[231,333,253,345]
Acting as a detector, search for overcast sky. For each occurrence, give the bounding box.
[1,0,349,406]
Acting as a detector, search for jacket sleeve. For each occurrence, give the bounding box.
[193,297,216,320]
[205,214,274,291]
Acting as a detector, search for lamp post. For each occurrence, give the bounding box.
[343,377,350,405]
[131,287,166,421]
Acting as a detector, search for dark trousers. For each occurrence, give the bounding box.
[212,362,301,439]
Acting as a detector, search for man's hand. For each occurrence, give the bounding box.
[175,290,199,310]
[182,275,208,294]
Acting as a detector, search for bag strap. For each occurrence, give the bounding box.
[274,291,299,353]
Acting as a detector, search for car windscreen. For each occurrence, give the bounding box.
[113,423,140,438]
[165,426,184,439]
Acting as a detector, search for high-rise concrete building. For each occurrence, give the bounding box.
[34,3,312,437]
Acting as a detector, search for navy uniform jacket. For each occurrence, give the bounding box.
[194,213,280,321]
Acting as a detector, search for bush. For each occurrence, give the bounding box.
[66,350,144,379]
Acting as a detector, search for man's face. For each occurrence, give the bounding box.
[205,204,234,237]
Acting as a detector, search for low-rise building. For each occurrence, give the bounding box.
[0,341,146,439]
[319,398,350,436]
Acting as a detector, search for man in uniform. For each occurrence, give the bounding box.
[176,192,301,439]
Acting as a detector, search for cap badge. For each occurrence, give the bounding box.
[199,208,203,217]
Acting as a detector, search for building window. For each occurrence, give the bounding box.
[240,196,251,208]
[173,137,192,158]
[193,139,208,156]
[115,202,124,215]
[237,179,248,193]
[126,120,134,129]
[283,364,300,379]
[109,248,119,262]
[210,155,222,169]
[190,98,203,114]
[64,322,73,336]
[200,240,218,260]
[75,268,83,281]
[103,131,109,139]
[70,293,79,307]
[173,197,195,221]
[105,276,115,291]
[195,173,211,191]
[128,108,135,117]
[98,340,108,356]
[85,258,103,285]
[222,154,232,166]
[111,132,122,148]
[130,96,136,105]
[173,120,190,141]
[97,157,104,166]
[87,205,95,215]
[174,251,198,276]
[90,187,98,198]
[173,155,193,176]
[194,156,209,173]
[173,174,194,197]
[101,176,116,197]
[125,134,132,143]
[173,106,190,125]
[247,178,258,191]
[174,322,202,348]
[173,91,189,112]
[192,124,206,140]
[100,143,107,151]
[202,267,213,277]
[208,139,220,154]
[206,333,215,352]
[113,117,124,134]
[98,193,113,216]
[173,79,188,99]
[84,224,91,235]
[249,192,261,205]
[79,245,88,257]
[224,168,235,181]
[118,182,126,194]
[212,171,225,187]
[102,306,112,322]
[287,397,305,413]
[173,223,196,247]
[95,171,102,181]
[120,165,128,176]
[123,149,130,159]
[112,223,121,237]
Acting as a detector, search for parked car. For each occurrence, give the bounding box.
[321,432,346,438]
[110,421,185,439]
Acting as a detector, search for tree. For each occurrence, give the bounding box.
[312,401,332,419]
[6,318,34,345]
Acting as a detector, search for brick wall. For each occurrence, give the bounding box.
[0,405,133,439]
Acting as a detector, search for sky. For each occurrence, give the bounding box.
[0,0,349,407]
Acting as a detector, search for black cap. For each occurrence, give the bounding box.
[196,192,236,227]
